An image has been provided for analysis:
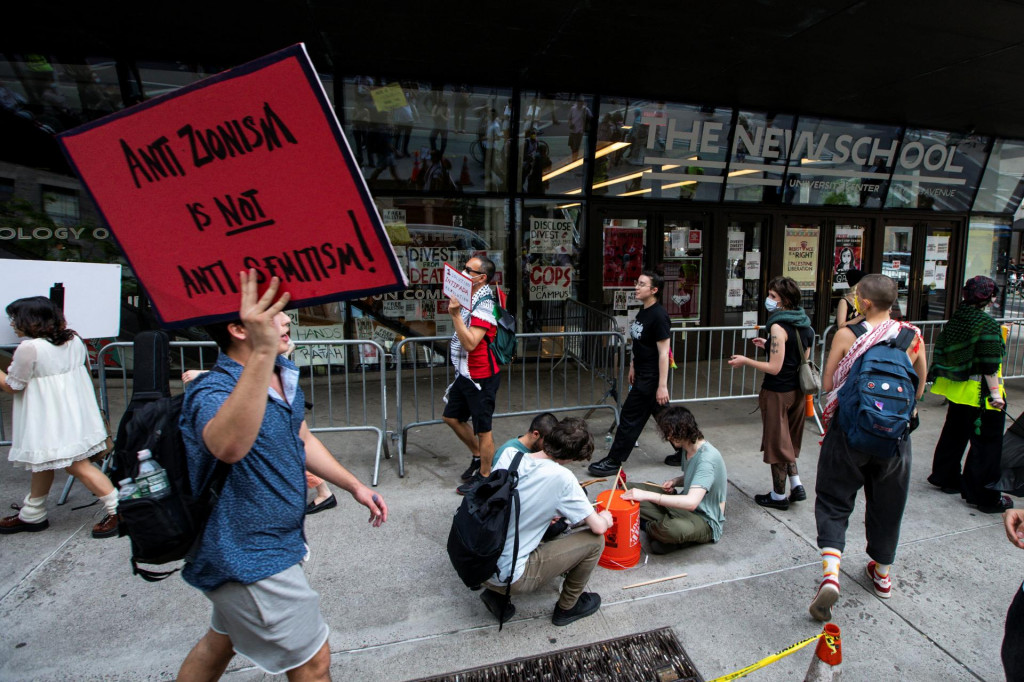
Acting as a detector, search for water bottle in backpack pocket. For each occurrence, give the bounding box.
[837,327,919,457]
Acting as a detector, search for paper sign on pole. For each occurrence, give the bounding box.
[443,263,473,310]
[57,44,407,328]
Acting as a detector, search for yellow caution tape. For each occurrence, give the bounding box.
[705,631,823,682]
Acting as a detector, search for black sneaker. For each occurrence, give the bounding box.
[664,450,683,467]
[460,457,481,481]
[480,589,515,624]
[587,456,622,477]
[789,485,807,502]
[754,493,790,511]
[552,592,601,626]
[456,472,485,495]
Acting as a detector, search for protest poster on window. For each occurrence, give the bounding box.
[832,227,864,290]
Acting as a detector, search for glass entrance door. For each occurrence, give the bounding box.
[918,223,954,320]
[659,215,706,323]
[882,223,913,319]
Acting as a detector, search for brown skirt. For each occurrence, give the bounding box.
[758,387,806,464]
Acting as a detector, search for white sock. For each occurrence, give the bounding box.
[770,490,787,501]
[18,494,48,523]
[821,547,842,583]
[99,490,119,516]
[789,475,803,488]
[873,562,891,578]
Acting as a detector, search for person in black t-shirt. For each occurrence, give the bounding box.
[589,271,672,477]
[728,276,815,511]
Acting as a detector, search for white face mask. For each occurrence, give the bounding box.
[764,297,780,311]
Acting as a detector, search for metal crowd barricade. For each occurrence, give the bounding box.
[665,324,824,432]
[92,338,391,487]
[392,330,626,477]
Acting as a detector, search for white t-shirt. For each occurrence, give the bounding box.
[488,450,594,585]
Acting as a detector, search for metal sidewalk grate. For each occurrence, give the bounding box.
[407,627,704,682]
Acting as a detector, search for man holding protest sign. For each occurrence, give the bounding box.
[177,271,387,681]
[444,256,501,495]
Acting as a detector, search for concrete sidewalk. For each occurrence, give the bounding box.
[1,385,1021,681]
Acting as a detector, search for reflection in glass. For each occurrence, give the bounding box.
[594,99,733,201]
[885,129,989,212]
[342,78,512,194]
[783,117,901,208]
[724,112,795,203]
[516,92,593,196]
[973,139,1024,214]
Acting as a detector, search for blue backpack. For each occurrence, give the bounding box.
[836,325,919,457]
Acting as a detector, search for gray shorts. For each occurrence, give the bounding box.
[205,563,330,675]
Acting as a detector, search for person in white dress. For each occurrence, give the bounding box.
[0,296,119,538]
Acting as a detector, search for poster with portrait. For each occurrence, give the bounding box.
[783,226,819,290]
[832,227,864,290]
[602,226,644,288]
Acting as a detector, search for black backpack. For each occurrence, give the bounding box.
[111,332,229,582]
[446,451,524,627]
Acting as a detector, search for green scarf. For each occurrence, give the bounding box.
[930,304,1004,381]
[766,308,811,330]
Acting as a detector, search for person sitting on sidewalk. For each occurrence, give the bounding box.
[621,406,726,554]
[482,417,613,626]
[810,274,926,623]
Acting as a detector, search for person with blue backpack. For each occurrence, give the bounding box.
[810,274,927,622]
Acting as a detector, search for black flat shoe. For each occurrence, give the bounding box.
[976,495,1013,514]
[789,485,807,502]
[306,494,338,515]
[754,493,790,511]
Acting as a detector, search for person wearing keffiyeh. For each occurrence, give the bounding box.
[810,274,927,623]
[927,275,1013,514]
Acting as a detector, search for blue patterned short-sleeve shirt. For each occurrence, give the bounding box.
[179,353,307,591]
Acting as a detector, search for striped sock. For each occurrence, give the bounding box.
[873,562,891,578]
[821,548,842,583]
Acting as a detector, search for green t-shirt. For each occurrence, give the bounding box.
[680,441,727,542]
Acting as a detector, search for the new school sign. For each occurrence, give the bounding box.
[58,44,407,327]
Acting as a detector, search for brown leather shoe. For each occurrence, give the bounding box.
[0,513,50,534]
[91,514,119,539]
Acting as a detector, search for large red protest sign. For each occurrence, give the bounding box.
[58,44,407,327]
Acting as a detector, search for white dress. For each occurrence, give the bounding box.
[6,336,107,471]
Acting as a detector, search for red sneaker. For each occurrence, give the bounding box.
[809,578,840,622]
[866,561,892,599]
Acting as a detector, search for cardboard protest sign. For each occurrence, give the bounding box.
[442,263,473,310]
[57,44,407,328]
[528,265,572,301]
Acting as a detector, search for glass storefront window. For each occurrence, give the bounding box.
[783,117,901,208]
[593,99,733,201]
[518,92,594,196]
[965,218,1010,283]
[885,129,989,211]
[602,217,646,330]
[341,79,512,194]
[0,54,122,136]
[521,200,585,332]
[724,112,796,203]
[973,139,1024,214]
[358,196,509,348]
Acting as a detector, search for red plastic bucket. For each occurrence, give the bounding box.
[596,489,641,569]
